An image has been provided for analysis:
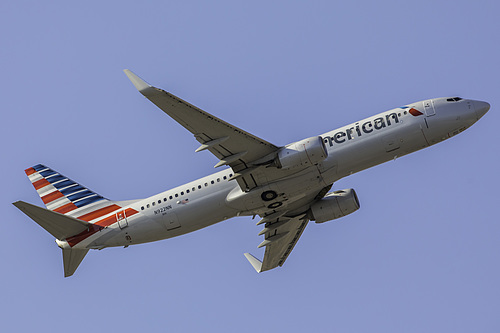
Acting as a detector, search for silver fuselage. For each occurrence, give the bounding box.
[67,97,489,249]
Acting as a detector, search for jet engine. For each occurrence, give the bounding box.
[275,136,328,170]
[310,189,360,223]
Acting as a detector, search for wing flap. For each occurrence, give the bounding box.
[246,213,309,272]
[261,216,309,271]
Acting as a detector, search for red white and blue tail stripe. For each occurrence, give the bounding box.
[24,164,122,220]
[23,164,140,250]
[25,164,107,212]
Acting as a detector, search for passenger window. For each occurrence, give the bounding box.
[229,174,233,178]
[175,194,178,198]
[163,198,167,202]
[198,185,202,189]
[141,206,144,210]
[186,189,190,193]
[217,178,220,182]
[158,200,161,204]
[192,187,195,191]
[181,191,184,195]
[169,195,173,200]
[205,183,208,187]
[147,204,150,208]
[223,176,227,180]
[152,202,155,206]
[211,180,214,184]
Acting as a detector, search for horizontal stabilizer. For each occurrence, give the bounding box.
[244,253,262,273]
[62,248,89,277]
[13,201,90,240]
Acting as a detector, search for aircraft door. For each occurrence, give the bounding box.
[117,210,128,229]
[423,100,436,116]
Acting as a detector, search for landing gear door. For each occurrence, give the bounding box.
[423,100,436,116]
[117,211,128,229]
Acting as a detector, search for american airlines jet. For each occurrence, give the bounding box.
[13,70,490,277]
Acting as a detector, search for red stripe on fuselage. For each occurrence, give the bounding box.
[125,208,139,218]
[33,178,50,190]
[77,204,121,222]
[67,208,139,247]
[66,224,104,247]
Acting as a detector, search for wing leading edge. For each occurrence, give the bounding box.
[123,70,279,182]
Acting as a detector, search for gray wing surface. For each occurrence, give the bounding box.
[124,70,314,272]
[246,214,309,272]
[124,70,278,178]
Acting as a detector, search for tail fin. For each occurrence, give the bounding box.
[23,164,124,222]
[62,248,89,277]
[17,164,125,277]
[24,164,109,214]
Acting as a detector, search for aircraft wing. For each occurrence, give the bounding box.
[245,213,309,272]
[124,70,279,183]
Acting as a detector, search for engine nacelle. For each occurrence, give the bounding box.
[310,189,360,223]
[275,136,328,170]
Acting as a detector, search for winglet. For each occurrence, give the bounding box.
[244,253,262,273]
[123,69,152,92]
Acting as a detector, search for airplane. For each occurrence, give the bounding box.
[13,70,490,277]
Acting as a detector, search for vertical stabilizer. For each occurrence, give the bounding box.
[16,164,127,277]
[24,164,116,218]
[62,248,89,277]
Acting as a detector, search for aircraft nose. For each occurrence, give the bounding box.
[473,100,490,120]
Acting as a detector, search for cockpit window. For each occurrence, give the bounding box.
[447,97,463,102]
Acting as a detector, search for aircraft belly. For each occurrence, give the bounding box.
[147,189,238,238]
[226,168,327,214]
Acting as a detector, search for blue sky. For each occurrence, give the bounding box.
[2,1,499,332]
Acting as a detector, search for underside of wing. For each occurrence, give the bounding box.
[124,70,279,182]
[246,212,309,272]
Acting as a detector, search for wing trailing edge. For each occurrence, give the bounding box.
[246,214,309,273]
[123,69,279,191]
